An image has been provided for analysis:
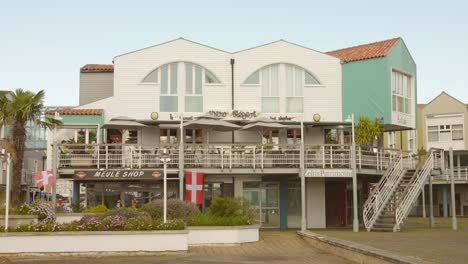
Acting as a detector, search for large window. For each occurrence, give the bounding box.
[160,129,178,144]
[160,63,178,112]
[391,70,412,114]
[388,131,396,149]
[185,129,203,144]
[287,129,302,144]
[185,63,203,112]
[428,124,464,142]
[57,128,98,144]
[408,130,416,153]
[142,62,220,113]
[243,63,319,113]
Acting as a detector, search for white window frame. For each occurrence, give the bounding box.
[160,63,178,112]
[285,64,304,113]
[391,70,413,115]
[407,130,416,153]
[388,131,396,149]
[427,124,464,143]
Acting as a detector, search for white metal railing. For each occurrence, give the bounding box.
[362,154,404,231]
[393,148,442,231]
[433,166,468,182]
[57,143,417,171]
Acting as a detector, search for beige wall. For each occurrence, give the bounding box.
[79,72,114,106]
[306,177,326,228]
[420,92,468,150]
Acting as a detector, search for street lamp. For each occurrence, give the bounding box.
[160,148,171,223]
[51,112,62,210]
[346,114,359,232]
[0,149,11,231]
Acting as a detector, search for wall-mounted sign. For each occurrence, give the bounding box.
[313,113,321,122]
[74,170,165,180]
[150,112,159,120]
[304,169,352,178]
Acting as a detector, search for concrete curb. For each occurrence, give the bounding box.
[298,231,431,264]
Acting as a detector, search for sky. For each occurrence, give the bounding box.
[1,0,467,106]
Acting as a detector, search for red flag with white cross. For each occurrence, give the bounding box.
[185,171,204,204]
[33,170,55,189]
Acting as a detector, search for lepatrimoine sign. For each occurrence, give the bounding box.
[74,170,162,180]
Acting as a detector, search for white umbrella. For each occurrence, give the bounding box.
[242,117,288,144]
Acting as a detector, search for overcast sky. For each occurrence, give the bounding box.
[1,0,467,106]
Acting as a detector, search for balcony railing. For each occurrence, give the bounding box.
[57,143,417,172]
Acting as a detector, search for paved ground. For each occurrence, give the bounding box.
[1,231,353,264]
[315,217,468,264]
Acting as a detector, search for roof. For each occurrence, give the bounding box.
[80,64,114,73]
[326,37,401,63]
[46,109,103,116]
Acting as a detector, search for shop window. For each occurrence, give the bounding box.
[287,129,302,144]
[160,129,178,144]
[107,129,139,144]
[263,130,279,144]
[324,129,338,144]
[185,129,203,144]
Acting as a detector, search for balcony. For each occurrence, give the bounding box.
[57,143,417,174]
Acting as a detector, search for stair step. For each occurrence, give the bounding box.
[373,223,395,228]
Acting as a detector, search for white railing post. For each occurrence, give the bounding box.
[105,145,108,169]
[330,146,333,168]
[138,145,142,169]
[130,148,133,169]
[358,146,362,169]
[229,146,232,169]
[221,146,224,169]
[253,146,256,169]
[261,145,264,169]
[322,145,325,168]
[376,150,380,170]
[97,145,100,169]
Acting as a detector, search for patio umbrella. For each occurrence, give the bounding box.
[103,116,146,129]
[183,116,240,144]
[242,117,288,136]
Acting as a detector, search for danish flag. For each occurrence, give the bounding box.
[185,171,204,204]
[33,171,55,189]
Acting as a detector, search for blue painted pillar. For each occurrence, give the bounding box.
[280,180,288,229]
[73,181,80,205]
[442,185,448,217]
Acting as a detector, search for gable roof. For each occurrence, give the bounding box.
[326,37,401,63]
[46,109,103,116]
[424,91,466,109]
[81,64,114,73]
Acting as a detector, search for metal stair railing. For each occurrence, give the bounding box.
[393,148,442,232]
[363,154,404,231]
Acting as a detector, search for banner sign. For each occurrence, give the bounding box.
[304,169,352,178]
[74,170,165,180]
[185,171,204,205]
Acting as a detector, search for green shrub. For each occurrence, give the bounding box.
[192,214,250,226]
[104,207,149,219]
[71,201,84,213]
[84,205,109,213]
[208,197,254,220]
[140,199,200,224]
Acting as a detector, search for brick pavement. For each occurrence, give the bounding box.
[2,230,353,264]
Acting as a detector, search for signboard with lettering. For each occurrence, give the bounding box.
[74,170,167,180]
[304,169,352,178]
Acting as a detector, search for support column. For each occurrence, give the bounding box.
[179,116,184,200]
[443,185,448,217]
[429,174,434,228]
[73,181,80,206]
[300,119,306,231]
[422,184,426,218]
[449,148,458,230]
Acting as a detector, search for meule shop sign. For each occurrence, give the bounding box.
[74,170,162,180]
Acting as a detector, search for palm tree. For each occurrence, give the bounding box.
[355,116,382,147]
[0,89,61,206]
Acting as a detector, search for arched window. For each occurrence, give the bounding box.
[141,62,221,112]
[243,63,320,113]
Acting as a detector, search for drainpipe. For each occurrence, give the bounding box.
[230,58,235,144]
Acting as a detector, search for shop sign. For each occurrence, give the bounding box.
[304,169,352,178]
[74,170,163,180]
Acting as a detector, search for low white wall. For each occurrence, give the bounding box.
[55,213,86,224]
[188,226,259,245]
[0,231,188,253]
[0,215,37,227]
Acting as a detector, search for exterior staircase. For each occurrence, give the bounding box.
[363,149,443,232]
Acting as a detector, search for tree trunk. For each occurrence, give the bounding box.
[11,119,26,207]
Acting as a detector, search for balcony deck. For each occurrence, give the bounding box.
[57,143,417,176]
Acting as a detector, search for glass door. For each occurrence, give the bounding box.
[261,182,280,227]
[243,182,280,228]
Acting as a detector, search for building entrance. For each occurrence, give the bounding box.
[243,182,280,228]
